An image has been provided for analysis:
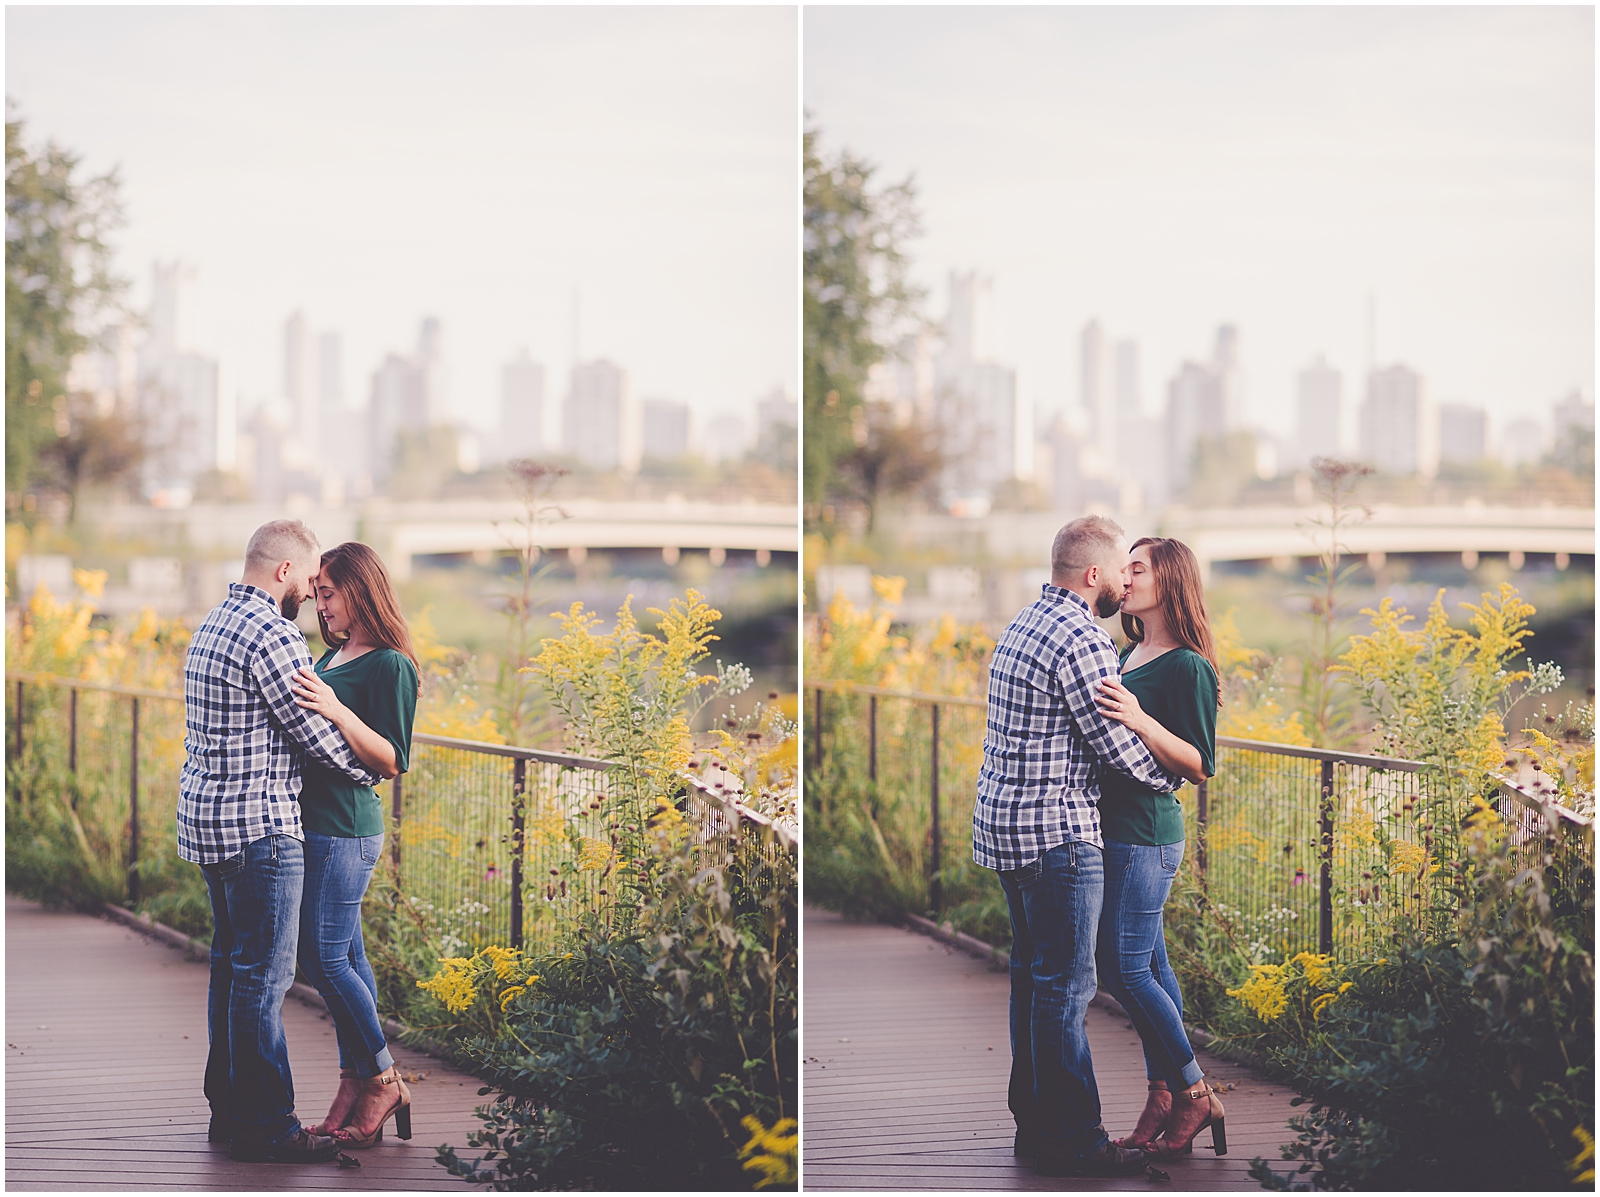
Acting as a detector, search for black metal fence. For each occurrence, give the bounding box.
[806,678,1594,960]
[9,671,794,951]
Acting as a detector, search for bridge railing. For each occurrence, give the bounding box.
[8,671,792,951]
[805,678,1593,960]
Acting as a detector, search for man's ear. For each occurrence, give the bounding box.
[275,559,294,584]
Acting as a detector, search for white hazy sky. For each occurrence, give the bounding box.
[8,6,798,440]
[806,6,1595,444]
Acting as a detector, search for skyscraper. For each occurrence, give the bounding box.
[935,270,1025,500]
[564,359,640,473]
[500,350,545,459]
[139,261,222,499]
[1437,402,1487,464]
[641,398,691,459]
[1358,365,1436,478]
[1165,359,1225,494]
[1296,355,1342,464]
[1080,320,1115,471]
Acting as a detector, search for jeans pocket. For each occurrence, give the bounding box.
[209,852,246,880]
[1005,857,1044,888]
[1161,841,1182,875]
[360,835,381,865]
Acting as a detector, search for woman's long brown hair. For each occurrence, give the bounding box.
[1120,536,1220,705]
[316,541,420,672]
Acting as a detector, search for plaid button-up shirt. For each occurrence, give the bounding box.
[973,584,1182,872]
[177,583,380,864]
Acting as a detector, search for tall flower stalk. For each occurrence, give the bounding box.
[1297,457,1373,747]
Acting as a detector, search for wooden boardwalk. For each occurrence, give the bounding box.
[5,896,491,1191]
[802,907,1303,1191]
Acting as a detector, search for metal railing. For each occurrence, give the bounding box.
[9,671,793,952]
[805,678,1594,960]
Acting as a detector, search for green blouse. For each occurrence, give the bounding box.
[1098,645,1218,847]
[299,647,419,838]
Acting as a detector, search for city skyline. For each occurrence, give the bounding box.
[805,6,1594,439]
[6,6,798,440]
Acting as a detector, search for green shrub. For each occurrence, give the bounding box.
[1248,815,1594,1191]
[434,813,796,1190]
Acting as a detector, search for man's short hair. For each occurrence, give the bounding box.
[1051,514,1125,578]
[244,520,320,574]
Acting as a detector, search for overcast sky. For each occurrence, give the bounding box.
[806,6,1594,444]
[8,6,798,442]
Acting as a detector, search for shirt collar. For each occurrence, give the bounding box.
[1041,582,1093,615]
[229,581,281,615]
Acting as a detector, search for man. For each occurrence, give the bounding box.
[177,519,381,1163]
[973,514,1184,1178]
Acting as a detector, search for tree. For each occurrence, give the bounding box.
[36,390,144,519]
[830,402,942,532]
[803,124,926,533]
[6,107,128,518]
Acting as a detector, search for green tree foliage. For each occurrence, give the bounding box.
[803,125,928,532]
[6,108,127,516]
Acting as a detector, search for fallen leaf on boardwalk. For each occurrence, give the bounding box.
[401,1069,430,1082]
[1146,1165,1170,1182]
[336,1152,361,1169]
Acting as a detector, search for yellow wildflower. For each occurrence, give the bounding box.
[482,945,522,980]
[416,956,477,1014]
[738,1115,798,1190]
[1291,952,1339,990]
[1227,964,1289,1021]
[577,836,613,872]
[1310,992,1340,1020]
[498,986,526,1011]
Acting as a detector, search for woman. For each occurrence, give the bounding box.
[1093,536,1224,1158]
[288,541,419,1148]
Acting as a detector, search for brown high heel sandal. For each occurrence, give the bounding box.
[1152,1082,1226,1157]
[332,1071,412,1149]
[1112,1080,1170,1149]
[307,1069,359,1136]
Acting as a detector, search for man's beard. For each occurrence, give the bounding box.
[1093,580,1124,619]
[280,589,303,621]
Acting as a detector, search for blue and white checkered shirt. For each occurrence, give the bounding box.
[973,584,1182,872]
[177,583,380,864]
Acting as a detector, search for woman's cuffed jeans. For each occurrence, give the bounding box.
[997,838,1108,1159]
[1096,837,1204,1091]
[298,830,393,1079]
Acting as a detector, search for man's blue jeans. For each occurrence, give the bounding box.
[998,838,1107,1158]
[201,833,304,1146]
[299,831,393,1079]
[1097,838,1204,1091]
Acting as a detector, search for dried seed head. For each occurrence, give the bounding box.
[768,690,779,700]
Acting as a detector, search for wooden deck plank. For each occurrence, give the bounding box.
[801,907,1301,1192]
[5,896,492,1191]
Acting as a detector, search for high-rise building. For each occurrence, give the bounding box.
[641,398,691,459]
[1213,324,1246,428]
[418,317,447,426]
[1165,359,1226,493]
[1358,364,1436,478]
[935,270,1025,501]
[138,261,222,500]
[1296,355,1343,464]
[564,358,640,473]
[368,354,424,484]
[1501,418,1546,468]
[1437,402,1487,464]
[500,350,545,459]
[1552,389,1595,439]
[1080,320,1115,472]
[755,386,798,476]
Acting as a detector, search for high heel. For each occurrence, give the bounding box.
[1112,1081,1170,1149]
[307,1069,359,1136]
[1152,1083,1226,1157]
[332,1071,412,1149]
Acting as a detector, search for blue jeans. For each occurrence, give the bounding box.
[1096,838,1203,1091]
[298,831,393,1079]
[998,839,1107,1158]
[201,833,305,1146]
